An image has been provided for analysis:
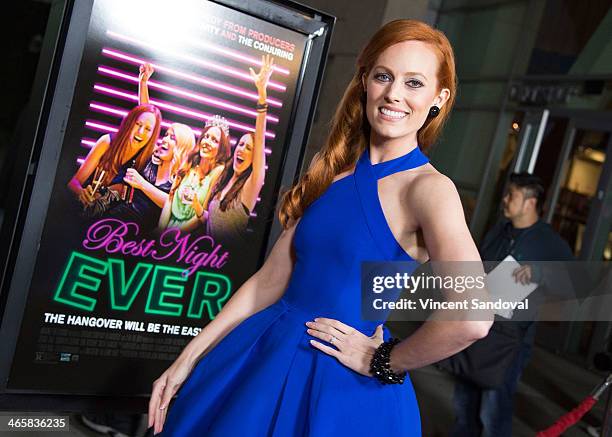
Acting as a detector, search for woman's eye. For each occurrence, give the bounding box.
[406,79,424,88]
[374,73,391,82]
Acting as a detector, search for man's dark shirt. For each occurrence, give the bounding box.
[480,219,574,263]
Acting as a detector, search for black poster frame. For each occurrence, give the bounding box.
[0,0,334,411]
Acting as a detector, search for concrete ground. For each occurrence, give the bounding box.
[411,346,605,436]
[1,346,607,436]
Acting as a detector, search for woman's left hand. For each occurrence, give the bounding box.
[124,168,145,190]
[306,318,384,377]
[191,196,204,219]
[250,54,274,99]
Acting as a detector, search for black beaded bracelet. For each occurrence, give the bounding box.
[369,337,407,385]
[256,102,268,112]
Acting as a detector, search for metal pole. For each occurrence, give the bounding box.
[527,109,550,173]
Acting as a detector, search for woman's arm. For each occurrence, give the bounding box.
[138,63,154,105]
[158,195,173,229]
[124,168,168,207]
[388,173,493,372]
[149,221,298,432]
[182,221,296,363]
[242,55,273,211]
[67,134,110,203]
[181,166,224,232]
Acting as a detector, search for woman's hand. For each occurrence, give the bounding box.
[77,185,99,207]
[139,63,154,82]
[148,356,194,435]
[124,168,145,191]
[191,195,205,220]
[249,54,274,101]
[306,318,385,377]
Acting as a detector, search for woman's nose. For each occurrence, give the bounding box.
[384,82,402,103]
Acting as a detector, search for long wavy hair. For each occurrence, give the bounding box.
[278,20,457,228]
[168,122,197,177]
[169,124,231,198]
[98,104,162,185]
[209,133,254,212]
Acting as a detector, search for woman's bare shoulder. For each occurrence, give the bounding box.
[407,164,458,200]
[400,165,465,228]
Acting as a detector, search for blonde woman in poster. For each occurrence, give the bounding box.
[138,63,197,178]
[150,20,491,436]
[206,55,273,243]
[114,122,195,230]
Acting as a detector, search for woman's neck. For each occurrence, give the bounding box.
[156,160,172,184]
[124,142,142,163]
[368,132,418,165]
[198,158,214,176]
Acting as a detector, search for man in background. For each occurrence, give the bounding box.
[451,172,575,437]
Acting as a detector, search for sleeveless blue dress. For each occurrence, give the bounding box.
[161,146,429,436]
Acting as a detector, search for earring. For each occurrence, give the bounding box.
[428,106,440,118]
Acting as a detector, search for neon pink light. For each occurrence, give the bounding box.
[182,36,290,75]
[77,157,85,165]
[93,84,276,139]
[101,49,283,107]
[97,66,279,123]
[85,120,118,133]
[81,139,96,148]
[250,212,257,217]
[105,32,287,91]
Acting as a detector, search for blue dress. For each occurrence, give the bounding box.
[161,146,429,436]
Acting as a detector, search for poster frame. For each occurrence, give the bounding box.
[0,0,334,411]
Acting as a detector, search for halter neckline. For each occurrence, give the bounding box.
[360,146,429,180]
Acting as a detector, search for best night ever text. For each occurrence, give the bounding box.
[53,219,232,319]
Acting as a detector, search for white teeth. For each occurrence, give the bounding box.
[380,108,407,118]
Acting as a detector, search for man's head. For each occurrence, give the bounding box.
[503,172,545,221]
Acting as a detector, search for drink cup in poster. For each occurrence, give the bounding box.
[181,186,195,205]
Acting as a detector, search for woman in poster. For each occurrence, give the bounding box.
[138,63,196,177]
[206,55,273,243]
[67,104,162,214]
[114,122,195,230]
[157,117,230,232]
[150,20,491,436]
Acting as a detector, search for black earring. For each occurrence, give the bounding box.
[428,106,440,118]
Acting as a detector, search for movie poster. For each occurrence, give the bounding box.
[8,0,308,394]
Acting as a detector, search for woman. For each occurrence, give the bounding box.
[115,123,195,230]
[138,63,196,177]
[158,117,230,232]
[67,104,162,212]
[149,20,492,436]
[206,55,273,243]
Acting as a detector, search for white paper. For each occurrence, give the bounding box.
[486,255,538,318]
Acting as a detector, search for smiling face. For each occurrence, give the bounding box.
[233,133,254,174]
[364,40,449,148]
[199,126,222,160]
[152,127,176,165]
[129,112,157,148]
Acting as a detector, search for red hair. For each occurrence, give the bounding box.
[278,20,457,228]
[98,104,162,185]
